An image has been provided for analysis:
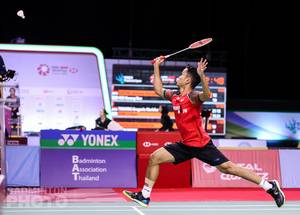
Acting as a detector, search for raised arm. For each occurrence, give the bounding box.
[153,56,165,97]
[197,58,211,101]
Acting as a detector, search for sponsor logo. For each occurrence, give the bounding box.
[58,134,79,146]
[238,142,252,147]
[285,118,300,134]
[202,163,217,173]
[57,134,119,147]
[143,141,159,148]
[69,67,78,74]
[72,155,107,181]
[37,64,50,76]
[116,73,142,84]
[202,162,269,181]
[38,64,78,76]
[212,77,225,85]
[142,141,173,148]
[116,73,125,84]
[150,74,176,84]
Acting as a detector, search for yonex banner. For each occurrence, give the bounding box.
[192,150,281,187]
[40,130,136,149]
[279,150,300,188]
[40,130,136,187]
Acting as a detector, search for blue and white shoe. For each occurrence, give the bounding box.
[123,190,150,207]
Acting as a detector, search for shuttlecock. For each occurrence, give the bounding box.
[17,10,25,19]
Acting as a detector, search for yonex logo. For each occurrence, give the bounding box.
[58,134,79,146]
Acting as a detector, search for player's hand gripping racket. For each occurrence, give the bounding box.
[151,38,213,64]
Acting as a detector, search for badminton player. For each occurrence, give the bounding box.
[123,57,285,208]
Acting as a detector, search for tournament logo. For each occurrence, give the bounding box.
[285,118,300,134]
[37,64,50,76]
[116,73,125,84]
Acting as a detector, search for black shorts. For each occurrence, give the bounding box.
[164,140,229,166]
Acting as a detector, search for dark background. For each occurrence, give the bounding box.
[1,1,299,109]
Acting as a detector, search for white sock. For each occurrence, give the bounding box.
[141,185,152,198]
[259,179,273,191]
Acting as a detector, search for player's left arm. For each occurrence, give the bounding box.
[197,58,211,102]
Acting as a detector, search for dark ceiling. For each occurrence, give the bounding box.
[1,1,299,104]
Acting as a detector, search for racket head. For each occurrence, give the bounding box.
[189,38,213,49]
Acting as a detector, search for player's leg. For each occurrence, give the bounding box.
[144,142,194,191]
[146,147,175,180]
[216,161,285,207]
[216,161,261,184]
[194,140,285,207]
[123,142,193,207]
[143,147,175,196]
[123,147,175,207]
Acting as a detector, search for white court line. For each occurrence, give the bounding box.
[145,208,300,211]
[131,206,146,215]
[2,209,133,213]
[3,204,300,209]
[2,208,300,213]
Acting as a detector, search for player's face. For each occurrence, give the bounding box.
[176,68,190,87]
[10,89,16,96]
[100,109,105,117]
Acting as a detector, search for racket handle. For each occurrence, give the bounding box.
[151,56,166,65]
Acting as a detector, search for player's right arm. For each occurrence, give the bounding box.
[153,56,165,97]
[153,56,175,101]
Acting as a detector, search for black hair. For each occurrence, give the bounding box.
[186,65,201,89]
[103,109,108,115]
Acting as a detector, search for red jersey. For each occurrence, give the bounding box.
[165,89,211,147]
